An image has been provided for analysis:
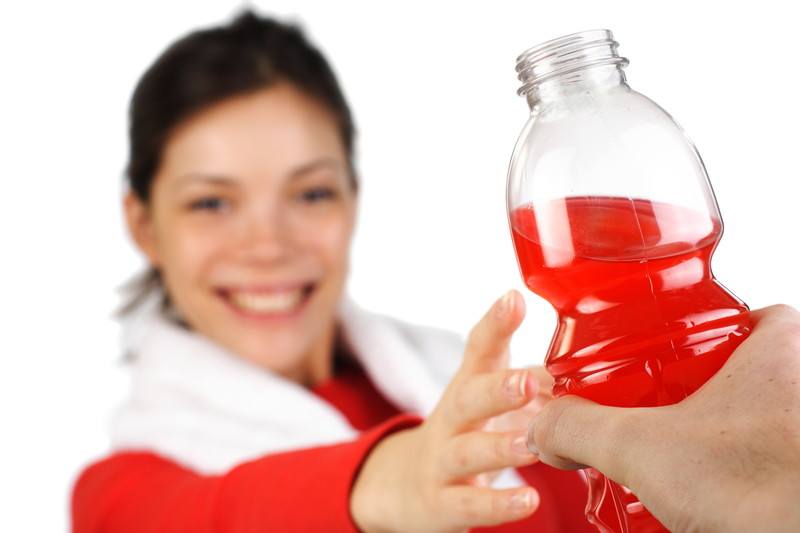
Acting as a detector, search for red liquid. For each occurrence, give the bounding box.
[510,197,750,532]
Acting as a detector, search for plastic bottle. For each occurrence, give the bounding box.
[506,30,751,532]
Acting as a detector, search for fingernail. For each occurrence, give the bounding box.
[504,370,527,398]
[511,435,533,456]
[496,290,515,317]
[509,489,536,510]
[527,419,539,455]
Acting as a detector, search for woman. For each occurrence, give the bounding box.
[71,10,591,532]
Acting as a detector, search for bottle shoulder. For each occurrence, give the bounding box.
[510,86,700,175]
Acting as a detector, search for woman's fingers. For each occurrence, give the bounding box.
[443,369,538,432]
[528,365,554,398]
[487,365,554,434]
[439,430,539,482]
[434,290,532,435]
[439,485,539,530]
[460,290,526,375]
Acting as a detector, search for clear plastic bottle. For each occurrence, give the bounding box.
[506,30,751,532]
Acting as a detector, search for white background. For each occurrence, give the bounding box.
[2,1,798,530]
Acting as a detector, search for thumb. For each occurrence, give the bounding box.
[527,395,651,488]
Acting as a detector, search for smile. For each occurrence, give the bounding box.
[217,284,315,319]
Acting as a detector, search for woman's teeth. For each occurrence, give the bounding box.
[228,289,306,314]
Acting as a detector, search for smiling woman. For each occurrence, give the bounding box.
[71,9,591,533]
[125,84,357,385]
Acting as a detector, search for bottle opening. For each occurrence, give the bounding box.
[516,29,629,97]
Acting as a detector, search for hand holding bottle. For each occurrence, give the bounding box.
[527,304,800,533]
[350,291,543,533]
[508,30,751,531]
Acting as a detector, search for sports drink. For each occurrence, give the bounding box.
[510,196,750,531]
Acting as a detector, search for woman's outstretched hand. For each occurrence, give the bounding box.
[350,290,542,533]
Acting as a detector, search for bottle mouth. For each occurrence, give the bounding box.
[516,29,629,97]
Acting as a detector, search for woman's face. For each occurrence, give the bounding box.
[125,83,357,383]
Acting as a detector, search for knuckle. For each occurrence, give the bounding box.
[495,370,526,408]
[604,408,658,485]
[496,370,514,398]
[761,304,800,335]
[451,386,471,417]
[600,411,636,469]
[783,323,800,349]
[437,440,464,482]
[493,434,510,463]
[770,303,800,319]
[491,491,508,517]
[455,492,481,522]
[451,440,470,471]
[606,407,637,442]
[534,400,568,452]
[766,321,800,357]
[422,488,443,522]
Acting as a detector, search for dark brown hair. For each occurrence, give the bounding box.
[121,9,358,312]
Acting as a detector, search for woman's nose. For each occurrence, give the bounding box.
[237,203,294,262]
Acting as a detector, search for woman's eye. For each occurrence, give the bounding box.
[189,197,228,212]
[301,187,337,203]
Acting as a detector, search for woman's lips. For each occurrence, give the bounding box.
[217,284,315,319]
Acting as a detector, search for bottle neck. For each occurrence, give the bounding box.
[515,29,629,110]
[524,65,628,109]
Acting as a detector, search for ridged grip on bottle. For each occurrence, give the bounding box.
[515,29,629,98]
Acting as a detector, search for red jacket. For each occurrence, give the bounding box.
[72,359,592,532]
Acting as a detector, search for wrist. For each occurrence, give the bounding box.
[350,426,420,533]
